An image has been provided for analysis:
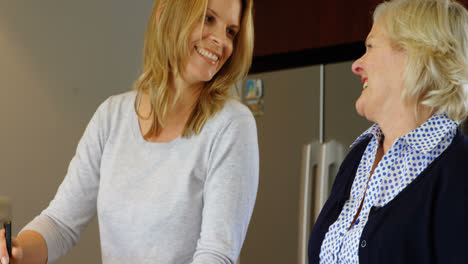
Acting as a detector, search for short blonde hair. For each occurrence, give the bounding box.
[134,0,254,138]
[374,0,468,121]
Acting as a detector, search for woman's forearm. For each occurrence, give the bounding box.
[16,230,47,264]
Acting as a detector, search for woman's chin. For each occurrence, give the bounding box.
[355,101,375,123]
[197,71,217,83]
[355,99,365,117]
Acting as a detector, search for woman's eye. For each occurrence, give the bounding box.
[227,29,235,37]
[226,28,238,38]
[205,15,214,23]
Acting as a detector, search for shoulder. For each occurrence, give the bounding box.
[217,99,255,122]
[438,131,468,170]
[426,131,468,200]
[439,130,468,161]
[97,90,136,114]
[90,90,136,125]
[457,131,468,153]
[197,99,257,148]
[205,99,256,132]
[86,90,136,135]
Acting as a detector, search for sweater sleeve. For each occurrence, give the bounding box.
[191,114,259,264]
[21,99,110,263]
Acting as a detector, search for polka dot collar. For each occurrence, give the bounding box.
[351,114,458,154]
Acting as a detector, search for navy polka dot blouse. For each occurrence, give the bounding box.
[319,114,458,263]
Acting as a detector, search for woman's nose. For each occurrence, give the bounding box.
[209,26,227,46]
[351,57,363,76]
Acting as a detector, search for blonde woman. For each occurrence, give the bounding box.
[309,0,468,263]
[0,0,258,263]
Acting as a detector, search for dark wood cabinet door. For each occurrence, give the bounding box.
[253,0,468,57]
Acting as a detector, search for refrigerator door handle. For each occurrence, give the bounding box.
[297,141,319,264]
[315,140,345,219]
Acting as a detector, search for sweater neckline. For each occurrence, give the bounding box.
[130,91,182,146]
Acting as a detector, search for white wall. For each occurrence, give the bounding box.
[0,1,153,263]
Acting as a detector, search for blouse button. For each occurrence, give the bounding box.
[361,240,367,248]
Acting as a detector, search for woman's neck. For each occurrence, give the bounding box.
[379,105,433,154]
[136,76,204,142]
[169,74,203,115]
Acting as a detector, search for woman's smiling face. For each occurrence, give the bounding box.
[182,0,241,85]
[351,17,408,124]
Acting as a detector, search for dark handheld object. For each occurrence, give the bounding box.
[3,221,11,264]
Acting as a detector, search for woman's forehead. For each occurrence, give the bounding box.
[207,0,242,26]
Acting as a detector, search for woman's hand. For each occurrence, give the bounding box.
[0,229,23,264]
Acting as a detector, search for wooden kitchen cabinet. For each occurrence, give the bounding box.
[251,0,468,72]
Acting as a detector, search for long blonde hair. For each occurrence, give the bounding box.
[374,0,468,121]
[133,0,254,139]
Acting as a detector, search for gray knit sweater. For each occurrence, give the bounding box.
[22,91,259,264]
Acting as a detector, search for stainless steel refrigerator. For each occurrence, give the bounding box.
[239,61,372,264]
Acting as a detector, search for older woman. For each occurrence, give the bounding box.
[0,0,258,263]
[309,0,468,263]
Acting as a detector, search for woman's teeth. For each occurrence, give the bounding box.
[363,81,368,89]
[197,47,219,61]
